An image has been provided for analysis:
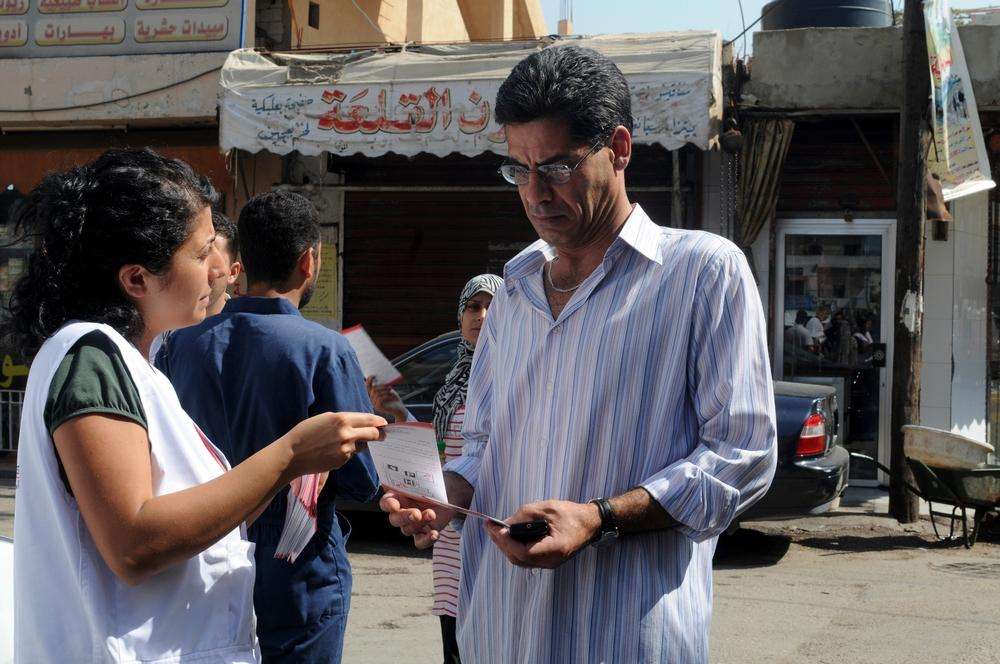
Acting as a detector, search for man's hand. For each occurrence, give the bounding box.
[379,490,456,549]
[485,500,601,569]
[366,376,407,423]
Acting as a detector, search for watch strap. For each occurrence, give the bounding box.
[590,498,620,544]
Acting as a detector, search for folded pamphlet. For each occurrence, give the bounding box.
[368,423,507,527]
[342,325,403,386]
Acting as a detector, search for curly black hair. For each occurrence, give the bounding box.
[4,148,218,356]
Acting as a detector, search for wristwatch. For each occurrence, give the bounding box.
[589,498,621,547]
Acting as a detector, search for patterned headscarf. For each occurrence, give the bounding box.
[432,274,504,442]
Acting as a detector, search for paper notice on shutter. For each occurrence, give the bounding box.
[342,325,403,386]
[274,472,321,563]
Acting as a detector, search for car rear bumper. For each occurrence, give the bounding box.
[741,445,850,521]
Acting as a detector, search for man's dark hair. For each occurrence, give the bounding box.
[238,190,320,286]
[495,45,633,146]
[212,210,239,261]
[4,148,217,355]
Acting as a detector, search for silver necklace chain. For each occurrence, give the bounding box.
[545,259,585,293]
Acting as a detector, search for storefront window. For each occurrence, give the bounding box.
[0,192,33,452]
[780,229,888,481]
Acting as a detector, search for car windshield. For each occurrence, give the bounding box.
[394,341,459,404]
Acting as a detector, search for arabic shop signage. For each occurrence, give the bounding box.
[220,73,713,157]
[0,0,243,58]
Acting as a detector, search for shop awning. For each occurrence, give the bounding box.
[219,31,722,158]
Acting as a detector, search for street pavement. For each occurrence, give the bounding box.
[341,505,1000,664]
[3,479,998,663]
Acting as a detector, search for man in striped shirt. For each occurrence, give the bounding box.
[382,45,777,663]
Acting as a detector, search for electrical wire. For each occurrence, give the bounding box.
[286,0,303,48]
[350,0,383,38]
[0,65,222,114]
[723,0,790,47]
[736,0,747,59]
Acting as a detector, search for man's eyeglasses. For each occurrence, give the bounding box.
[498,141,605,187]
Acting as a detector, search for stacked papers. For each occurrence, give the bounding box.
[274,472,321,563]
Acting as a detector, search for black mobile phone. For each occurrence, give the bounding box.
[508,519,550,543]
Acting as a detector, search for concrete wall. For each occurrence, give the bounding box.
[745,25,1000,111]
[918,193,989,442]
[407,0,471,43]
[256,0,291,50]
[920,221,955,432]
[284,0,546,49]
[0,52,226,129]
[289,0,408,48]
[948,193,989,442]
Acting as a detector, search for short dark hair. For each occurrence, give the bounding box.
[238,190,320,286]
[5,148,217,355]
[212,210,239,262]
[495,45,633,146]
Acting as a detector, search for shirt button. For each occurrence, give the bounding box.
[547,380,555,390]
[552,325,561,334]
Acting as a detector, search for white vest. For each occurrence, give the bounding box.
[13,322,260,663]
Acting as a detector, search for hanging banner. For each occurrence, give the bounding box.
[219,33,723,158]
[924,0,953,169]
[926,20,995,200]
[221,73,713,157]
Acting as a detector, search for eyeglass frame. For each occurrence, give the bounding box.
[497,139,608,187]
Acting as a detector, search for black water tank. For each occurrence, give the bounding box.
[761,0,893,30]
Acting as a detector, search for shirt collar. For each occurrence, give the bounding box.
[222,296,302,317]
[502,203,663,291]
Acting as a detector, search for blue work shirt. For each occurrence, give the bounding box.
[155,296,379,663]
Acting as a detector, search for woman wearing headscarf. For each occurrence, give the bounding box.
[430,273,503,664]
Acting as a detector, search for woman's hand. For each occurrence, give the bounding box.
[366,376,408,423]
[283,411,386,478]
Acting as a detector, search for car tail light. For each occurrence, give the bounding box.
[796,412,827,457]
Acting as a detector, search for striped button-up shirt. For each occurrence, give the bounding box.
[443,205,777,663]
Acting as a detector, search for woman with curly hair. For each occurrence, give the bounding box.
[7,148,384,663]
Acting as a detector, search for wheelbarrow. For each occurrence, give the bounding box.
[849,452,1000,549]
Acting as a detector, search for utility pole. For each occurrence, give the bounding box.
[890,0,929,523]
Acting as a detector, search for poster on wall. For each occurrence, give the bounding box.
[924,0,953,168]
[299,242,338,326]
[0,0,245,57]
[924,4,995,200]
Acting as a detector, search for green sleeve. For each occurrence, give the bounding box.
[44,330,148,436]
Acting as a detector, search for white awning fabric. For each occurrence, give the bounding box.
[219,31,722,157]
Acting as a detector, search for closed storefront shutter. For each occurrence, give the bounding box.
[338,147,677,359]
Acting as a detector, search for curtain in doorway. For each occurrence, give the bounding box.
[737,117,795,269]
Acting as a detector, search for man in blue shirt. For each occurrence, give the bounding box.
[156,191,379,663]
